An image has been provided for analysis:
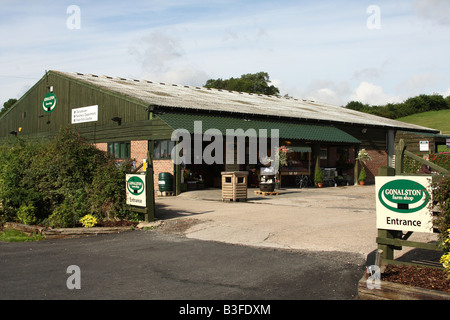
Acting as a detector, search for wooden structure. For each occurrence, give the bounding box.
[221,171,248,202]
[376,139,449,268]
[0,70,442,195]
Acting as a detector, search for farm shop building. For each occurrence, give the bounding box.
[0,70,439,192]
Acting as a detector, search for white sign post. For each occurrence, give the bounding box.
[126,174,146,207]
[71,105,98,124]
[375,176,433,233]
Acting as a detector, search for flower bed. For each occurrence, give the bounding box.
[358,264,450,300]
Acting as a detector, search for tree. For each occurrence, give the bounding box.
[343,94,450,119]
[0,98,18,118]
[204,72,280,96]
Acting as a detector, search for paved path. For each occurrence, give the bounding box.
[154,185,438,263]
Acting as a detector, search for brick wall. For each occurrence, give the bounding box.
[363,149,387,183]
[153,160,174,192]
[131,140,148,172]
[94,142,107,153]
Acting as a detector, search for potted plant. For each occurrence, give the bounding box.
[358,166,367,186]
[356,149,371,186]
[314,158,324,188]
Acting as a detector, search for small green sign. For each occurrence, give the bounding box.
[378,179,430,213]
[42,92,57,113]
[127,176,145,195]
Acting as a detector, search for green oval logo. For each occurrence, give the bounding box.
[127,176,145,195]
[378,179,430,213]
[42,92,57,113]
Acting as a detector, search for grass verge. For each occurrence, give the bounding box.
[0,229,45,242]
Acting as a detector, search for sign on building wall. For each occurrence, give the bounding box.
[375,176,433,233]
[419,140,429,152]
[42,92,57,113]
[126,174,146,207]
[71,105,98,124]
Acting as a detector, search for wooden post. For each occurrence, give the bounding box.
[377,229,397,262]
[395,139,406,175]
[145,150,155,222]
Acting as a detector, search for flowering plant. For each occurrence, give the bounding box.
[356,149,372,164]
[277,146,289,167]
[79,214,98,228]
[440,229,450,280]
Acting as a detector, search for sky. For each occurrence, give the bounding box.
[1,0,449,110]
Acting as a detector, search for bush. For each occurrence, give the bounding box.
[432,176,450,278]
[16,203,37,225]
[358,166,367,182]
[0,125,134,227]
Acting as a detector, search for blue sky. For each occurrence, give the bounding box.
[1,0,449,109]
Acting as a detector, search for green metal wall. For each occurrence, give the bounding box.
[0,71,173,143]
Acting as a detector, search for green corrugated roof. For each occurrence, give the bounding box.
[157,113,360,144]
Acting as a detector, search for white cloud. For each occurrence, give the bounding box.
[444,87,450,98]
[413,0,450,26]
[349,82,402,105]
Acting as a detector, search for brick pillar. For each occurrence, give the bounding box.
[153,159,174,192]
[364,149,387,184]
[131,140,148,172]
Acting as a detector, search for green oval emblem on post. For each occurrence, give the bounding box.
[127,176,145,195]
[378,179,430,213]
[42,92,57,113]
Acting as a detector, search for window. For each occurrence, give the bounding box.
[153,140,175,159]
[107,142,130,159]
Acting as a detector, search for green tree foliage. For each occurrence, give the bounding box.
[343,94,450,119]
[0,98,18,118]
[204,72,280,96]
[0,126,134,227]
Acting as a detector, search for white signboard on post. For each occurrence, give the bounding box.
[375,176,433,233]
[71,105,98,124]
[126,174,146,207]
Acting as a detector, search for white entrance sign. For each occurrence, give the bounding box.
[126,174,146,207]
[375,176,433,233]
[71,105,98,124]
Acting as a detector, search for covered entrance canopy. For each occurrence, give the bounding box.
[157,113,361,144]
[158,112,361,189]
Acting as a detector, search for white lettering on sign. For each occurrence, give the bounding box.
[71,105,98,124]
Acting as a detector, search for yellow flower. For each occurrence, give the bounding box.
[79,214,97,228]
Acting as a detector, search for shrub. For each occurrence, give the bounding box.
[314,160,323,184]
[16,203,37,225]
[0,125,134,227]
[432,176,450,279]
[358,166,367,182]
